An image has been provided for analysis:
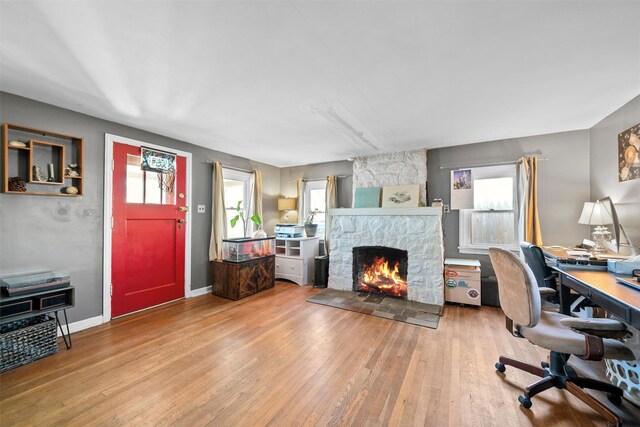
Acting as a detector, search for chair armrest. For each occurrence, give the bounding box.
[538,287,556,296]
[560,318,632,339]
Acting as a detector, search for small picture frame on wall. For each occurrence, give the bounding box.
[381,185,420,208]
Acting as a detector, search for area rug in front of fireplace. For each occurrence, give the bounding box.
[307,289,442,329]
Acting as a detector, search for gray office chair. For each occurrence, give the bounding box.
[488,247,635,422]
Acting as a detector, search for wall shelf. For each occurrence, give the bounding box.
[29,139,65,184]
[2,123,84,196]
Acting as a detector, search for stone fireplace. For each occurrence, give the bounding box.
[329,148,443,306]
[353,246,408,298]
[328,208,444,306]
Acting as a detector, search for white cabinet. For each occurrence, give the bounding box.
[444,258,481,306]
[275,237,320,285]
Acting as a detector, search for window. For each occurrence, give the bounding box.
[459,164,517,254]
[223,169,253,239]
[304,180,326,236]
[126,154,176,205]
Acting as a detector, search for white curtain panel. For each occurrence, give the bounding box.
[325,176,338,255]
[296,178,304,225]
[208,161,227,261]
[252,169,263,222]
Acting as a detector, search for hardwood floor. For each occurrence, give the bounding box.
[0,282,608,426]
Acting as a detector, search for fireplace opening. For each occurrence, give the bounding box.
[353,246,408,298]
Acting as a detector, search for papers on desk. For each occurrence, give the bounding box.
[566,250,592,257]
[598,253,632,260]
[616,276,640,291]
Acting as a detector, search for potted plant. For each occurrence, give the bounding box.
[230,201,265,238]
[304,208,320,237]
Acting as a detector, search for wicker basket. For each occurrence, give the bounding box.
[0,315,58,372]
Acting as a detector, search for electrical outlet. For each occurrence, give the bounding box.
[197,205,205,213]
[444,204,450,213]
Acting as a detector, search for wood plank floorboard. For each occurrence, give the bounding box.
[0,282,609,426]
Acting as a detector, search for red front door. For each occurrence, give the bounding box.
[111,142,186,317]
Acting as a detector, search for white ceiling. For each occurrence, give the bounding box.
[1,1,639,167]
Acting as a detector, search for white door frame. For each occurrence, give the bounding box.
[103,134,192,322]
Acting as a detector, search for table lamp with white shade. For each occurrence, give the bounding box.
[578,201,613,253]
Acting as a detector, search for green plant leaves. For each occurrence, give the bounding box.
[230,215,240,227]
[250,214,262,226]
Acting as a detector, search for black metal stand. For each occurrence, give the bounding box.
[54,310,72,349]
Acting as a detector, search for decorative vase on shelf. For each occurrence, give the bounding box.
[304,224,318,237]
[251,226,267,239]
[32,165,46,182]
[304,208,320,237]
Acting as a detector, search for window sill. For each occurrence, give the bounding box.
[458,245,519,256]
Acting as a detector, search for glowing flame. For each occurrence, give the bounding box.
[358,256,407,297]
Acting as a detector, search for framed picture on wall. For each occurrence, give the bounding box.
[618,123,640,182]
[381,185,419,208]
[450,169,473,210]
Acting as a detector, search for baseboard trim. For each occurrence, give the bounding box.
[189,286,212,298]
[56,315,104,337]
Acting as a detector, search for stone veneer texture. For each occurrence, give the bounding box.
[352,149,427,205]
[328,214,444,306]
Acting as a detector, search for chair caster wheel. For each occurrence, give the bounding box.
[541,361,549,369]
[495,362,506,373]
[518,395,532,409]
[607,392,622,405]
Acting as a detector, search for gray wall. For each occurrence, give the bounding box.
[427,130,591,276]
[0,92,280,322]
[589,95,640,250]
[2,90,636,324]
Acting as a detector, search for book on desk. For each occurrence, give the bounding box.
[616,276,640,291]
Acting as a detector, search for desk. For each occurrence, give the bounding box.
[557,270,640,329]
[542,248,640,424]
[542,247,640,328]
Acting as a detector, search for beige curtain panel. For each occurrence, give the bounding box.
[296,178,304,225]
[518,156,543,245]
[208,161,227,261]
[252,169,263,223]
[325,176,338,255]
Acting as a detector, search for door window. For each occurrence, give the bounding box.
[126,154,176,205]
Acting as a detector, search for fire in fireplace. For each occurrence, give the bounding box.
[353,246,408,298]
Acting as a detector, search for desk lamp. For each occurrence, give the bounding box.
[578,202,613,253]
[277,197,297,222]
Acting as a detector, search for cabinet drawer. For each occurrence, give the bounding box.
[35,293,67,310]
[0,300,33,318]
[276,258,302,276]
